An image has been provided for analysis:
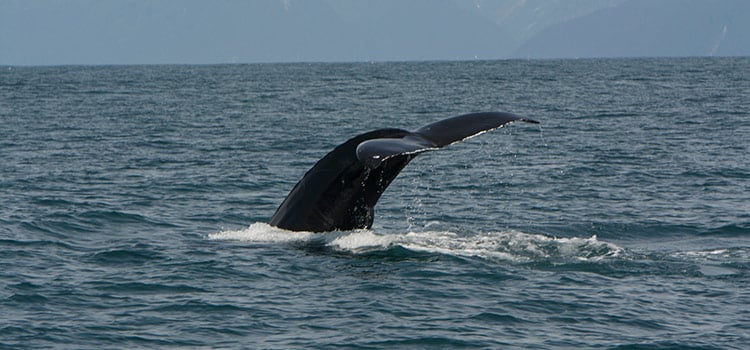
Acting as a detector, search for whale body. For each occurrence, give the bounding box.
[269,112,538,232]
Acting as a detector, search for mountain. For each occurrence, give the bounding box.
[0,0,747,65]
[514,0,750,58]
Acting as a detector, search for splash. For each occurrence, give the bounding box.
[208,222,314,243]
[329,230,399,251]
[398,230,623,262]
[209,222,624,263]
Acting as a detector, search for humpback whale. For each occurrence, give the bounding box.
[269,112,538,232]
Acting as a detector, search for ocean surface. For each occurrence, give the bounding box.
[1,57,749,349]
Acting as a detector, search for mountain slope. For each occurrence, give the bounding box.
[514,0,750,58]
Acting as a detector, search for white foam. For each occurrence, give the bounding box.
[208,222,314,243]
[209,223,624,263]
[671,247,748,262]
[681,249,728,257]
[670,248,747,276]
[399,231,622,262]
[328,230,398,251]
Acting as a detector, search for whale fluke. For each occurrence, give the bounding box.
[269,112,538,232]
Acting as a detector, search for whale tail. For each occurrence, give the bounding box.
[269,112,538,232]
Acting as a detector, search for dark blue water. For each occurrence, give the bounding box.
[2,58,749,349]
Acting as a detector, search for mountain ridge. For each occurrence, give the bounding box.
[1,0,747,65]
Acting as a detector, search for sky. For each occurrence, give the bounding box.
[1,0,749,65]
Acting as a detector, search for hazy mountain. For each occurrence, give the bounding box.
[0,0,747,65]
[515,0,750,58]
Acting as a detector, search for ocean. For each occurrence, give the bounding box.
[1,57,748,349]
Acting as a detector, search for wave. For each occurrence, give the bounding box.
[208,222,624,263]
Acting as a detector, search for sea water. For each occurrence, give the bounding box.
[1,58,749,348]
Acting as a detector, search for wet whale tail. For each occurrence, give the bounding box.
[269,112,538,232]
